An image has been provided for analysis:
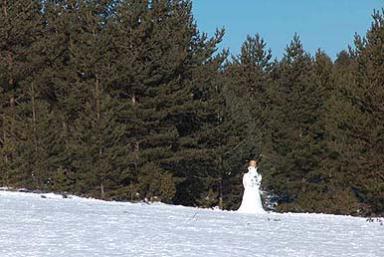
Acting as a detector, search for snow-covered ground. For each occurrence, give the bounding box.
[0,191,382,257]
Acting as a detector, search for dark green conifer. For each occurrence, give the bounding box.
[328,10,384,215]
[265,35,330,212]
[218,34,273,209]
[0,0,46,188]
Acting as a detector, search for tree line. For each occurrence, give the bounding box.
[0,0,383,216]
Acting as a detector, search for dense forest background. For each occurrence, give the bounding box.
[0,0,383,216]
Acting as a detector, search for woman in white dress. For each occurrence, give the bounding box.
[238,160,265,214]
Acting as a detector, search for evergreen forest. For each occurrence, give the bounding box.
[1,0,383,216]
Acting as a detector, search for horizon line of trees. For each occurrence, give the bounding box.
[0,0,383,216]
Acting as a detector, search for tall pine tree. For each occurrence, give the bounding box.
[265,35,329,212]
[328,10,384,215]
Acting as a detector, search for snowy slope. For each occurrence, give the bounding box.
[0,191,382,257]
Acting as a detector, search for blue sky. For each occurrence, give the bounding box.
[192,0,383,59]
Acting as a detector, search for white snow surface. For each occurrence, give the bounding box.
[0,191,383,257]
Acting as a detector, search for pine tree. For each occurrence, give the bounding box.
[0,0,45,188]
[328,10,384,215]
[217,34,273,209]
[25,1,106,194]
[108,0,227,204]
[36,1,127,199]
[265,35,329,212]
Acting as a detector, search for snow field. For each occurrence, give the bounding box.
[0,191,383,257]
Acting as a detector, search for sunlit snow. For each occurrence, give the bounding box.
[0,191,382,257]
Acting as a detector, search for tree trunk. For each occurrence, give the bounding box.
[132,93,140,171]
[95,78,105,199]
[2,0,8,17]
[100,183,105,199]
[219,178,224,210]
[31,82,39,187]
[1,115,9,186]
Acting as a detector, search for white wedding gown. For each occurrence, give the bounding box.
[238,167,265,214]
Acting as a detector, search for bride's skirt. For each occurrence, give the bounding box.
[238,188,265,214]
